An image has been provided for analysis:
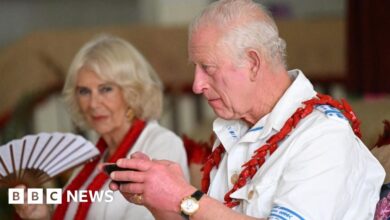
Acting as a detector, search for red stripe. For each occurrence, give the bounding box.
[52,119,146,219]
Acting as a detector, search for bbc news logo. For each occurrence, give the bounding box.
[8,188,114,204]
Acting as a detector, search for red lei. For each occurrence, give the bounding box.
[52,119,146,220]
[201,93,361,208]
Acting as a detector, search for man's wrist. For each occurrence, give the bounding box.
[175,186,197,212]
[179,189,204,219]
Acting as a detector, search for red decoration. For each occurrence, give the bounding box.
[52,119,146,220]
[201,93,361,208]
[182,135,212,165]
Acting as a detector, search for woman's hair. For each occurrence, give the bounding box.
[189,0,287,69]
[63,34,163,128]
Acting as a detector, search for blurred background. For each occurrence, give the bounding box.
[0,0,389,218]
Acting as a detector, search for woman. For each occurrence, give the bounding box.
[15,35,189,220]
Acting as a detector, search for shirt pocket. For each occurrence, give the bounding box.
[230,178,278,218]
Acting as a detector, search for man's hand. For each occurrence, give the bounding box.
[109,151,196,213]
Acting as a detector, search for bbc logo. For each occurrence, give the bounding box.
[9,188,62,204]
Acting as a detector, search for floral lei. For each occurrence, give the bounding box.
[201,93,362,208]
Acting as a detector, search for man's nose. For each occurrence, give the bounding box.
[192,66,206,94]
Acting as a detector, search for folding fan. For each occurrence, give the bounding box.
[0,132,99,188]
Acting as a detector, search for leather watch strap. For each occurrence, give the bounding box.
[191,190,204,200]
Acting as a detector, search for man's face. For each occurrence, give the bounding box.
[189,26,255,120]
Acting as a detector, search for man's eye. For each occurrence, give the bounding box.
[202,64,216,74]
[201,65,209,71]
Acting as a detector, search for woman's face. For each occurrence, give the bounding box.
[75,68,130,136]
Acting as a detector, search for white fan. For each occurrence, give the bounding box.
[0,132,99,188]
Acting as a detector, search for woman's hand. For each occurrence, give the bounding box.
[13,185,51,220]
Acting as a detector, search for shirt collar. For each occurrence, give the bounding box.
[213,69,316,147]
[212,118,249,152]
[267,69,316,134]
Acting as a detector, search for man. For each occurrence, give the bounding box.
[109,0,385,219]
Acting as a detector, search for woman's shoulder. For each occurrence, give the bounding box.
[137,120,187,163]
[142,120,182,143]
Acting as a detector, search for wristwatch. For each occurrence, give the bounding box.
[180,190,204,219]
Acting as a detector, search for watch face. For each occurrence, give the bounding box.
[181,198,199,214]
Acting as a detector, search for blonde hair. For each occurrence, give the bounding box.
[63,34,163,128]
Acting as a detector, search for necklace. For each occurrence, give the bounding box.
[201,93,361,208]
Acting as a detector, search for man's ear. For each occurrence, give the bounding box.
[247,49,261,81]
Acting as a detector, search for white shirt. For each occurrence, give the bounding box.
[64,120,189,220]
[208,70,385,220]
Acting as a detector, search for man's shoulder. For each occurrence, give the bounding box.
[292,104,354,139]
[314,104,349,122]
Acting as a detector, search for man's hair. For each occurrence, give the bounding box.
[62,34,163,129]
[189,0,287,68]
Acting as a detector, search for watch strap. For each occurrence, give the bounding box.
[191,190,204,201]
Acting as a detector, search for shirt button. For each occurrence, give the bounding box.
[248,190,254,200]
[230,173,239,185]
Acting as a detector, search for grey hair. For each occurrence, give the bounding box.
[189,0,287,68]
[62,34,163,129]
